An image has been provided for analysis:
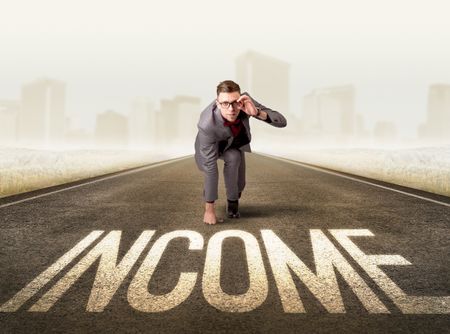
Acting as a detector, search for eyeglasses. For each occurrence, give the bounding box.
[217,99,241,109]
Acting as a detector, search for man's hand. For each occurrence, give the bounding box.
[237,95,258,116]
[204,202,224,225]
[237,95,268,120]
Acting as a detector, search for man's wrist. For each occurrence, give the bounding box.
[255,108,268,120]
[205,201,215,212]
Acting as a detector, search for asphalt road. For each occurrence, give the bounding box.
[1,153,449,333]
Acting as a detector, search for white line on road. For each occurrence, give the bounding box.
[259,153,450,208]
[0,156,192,209]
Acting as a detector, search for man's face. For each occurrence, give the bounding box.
[216,91,242,122]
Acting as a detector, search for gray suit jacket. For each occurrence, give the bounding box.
[194,92,287,201]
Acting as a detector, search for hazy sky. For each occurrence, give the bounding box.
[1,0,450,137]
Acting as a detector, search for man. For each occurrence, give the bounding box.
[194,80,287,224]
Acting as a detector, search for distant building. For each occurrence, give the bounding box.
[95,110,128,148]
[355,113,368,138]
[235,50,294,142]
[129,97,156,149]
[157,95,201,148]
[301,85,356,143]
[17,78,66,147]
[236,50,290,115]
[0,100,20,145]
[374,121,397,144]
[418,84,450,143]
[158,98,178,147]
[65,128,94,148]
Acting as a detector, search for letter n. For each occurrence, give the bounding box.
[28,230,154,312]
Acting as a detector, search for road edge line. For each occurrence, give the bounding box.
[0,155,193,209]
[258,152,450,208]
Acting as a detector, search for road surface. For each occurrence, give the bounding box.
[1,153,449,333]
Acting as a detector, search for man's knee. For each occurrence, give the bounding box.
[222,149,241,165]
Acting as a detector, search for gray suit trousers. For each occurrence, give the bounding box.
[218,148,246,201]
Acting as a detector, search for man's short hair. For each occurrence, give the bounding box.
[216,80,241,96]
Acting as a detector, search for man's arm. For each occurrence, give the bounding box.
[241,92,287,128]
[196,128,224,224]
[196,128,219,202]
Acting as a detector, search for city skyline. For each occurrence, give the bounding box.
[2,64,449,142]
[1,66,449,149]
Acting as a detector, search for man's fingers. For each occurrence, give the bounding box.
[203,217,223,224]
[238,96,253,105]
[237,95,248,103]
[204,219,216,224]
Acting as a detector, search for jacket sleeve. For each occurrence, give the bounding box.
[242,92,287,128]
[196,127,219,202]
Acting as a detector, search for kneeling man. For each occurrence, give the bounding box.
[194,80,287,224]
